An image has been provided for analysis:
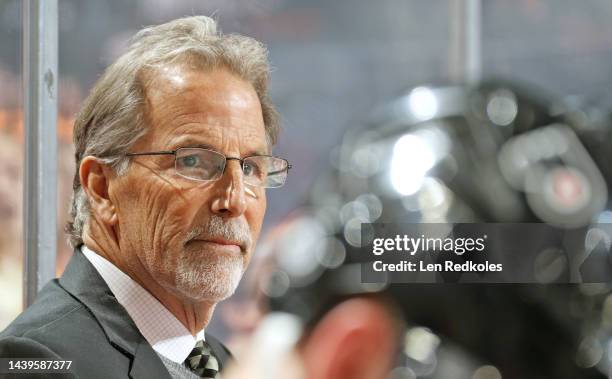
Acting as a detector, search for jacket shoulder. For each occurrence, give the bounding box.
[0,336,76,378]
[0,279,108,357]
[1,279,85,339]
[0,281,132,378]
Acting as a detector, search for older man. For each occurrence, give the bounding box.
[0,16,289,379]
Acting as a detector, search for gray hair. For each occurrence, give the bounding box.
[66,16,280,249]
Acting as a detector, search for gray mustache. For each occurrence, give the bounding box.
[185,215,252,250]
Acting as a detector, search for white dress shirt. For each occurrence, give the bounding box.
[82,246,205,364]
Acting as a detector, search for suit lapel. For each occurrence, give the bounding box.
[205,333,232,371]
[130,340,173,379]
[59,248,172,379]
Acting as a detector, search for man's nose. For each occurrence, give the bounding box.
[210,160,247,216]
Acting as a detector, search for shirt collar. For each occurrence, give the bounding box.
[81,245,205,364]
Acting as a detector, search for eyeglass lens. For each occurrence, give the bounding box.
[174,148,288,188]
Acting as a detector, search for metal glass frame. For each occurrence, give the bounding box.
[125,147,292,188]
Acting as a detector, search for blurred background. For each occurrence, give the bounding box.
[3,0,612,377]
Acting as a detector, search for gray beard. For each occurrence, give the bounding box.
[173,215,251,301]
[174,251,244,302]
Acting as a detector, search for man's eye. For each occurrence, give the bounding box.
[180,155,200,167]
[243,162,259,177]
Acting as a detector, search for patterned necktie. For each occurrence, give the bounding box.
[185,340,219,378]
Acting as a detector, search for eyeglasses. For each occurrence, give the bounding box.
[125,147,291,188]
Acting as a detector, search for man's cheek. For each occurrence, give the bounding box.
[256,198,267,234]
[160,202,201,243]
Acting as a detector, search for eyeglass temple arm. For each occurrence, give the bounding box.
[267,164,292,177]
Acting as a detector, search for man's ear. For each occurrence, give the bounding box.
[79,156,118,226]
[300,297,398,379]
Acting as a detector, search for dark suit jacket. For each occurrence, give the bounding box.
[0,249,232,378]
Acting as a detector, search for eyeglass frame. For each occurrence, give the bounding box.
[123,147,292,188]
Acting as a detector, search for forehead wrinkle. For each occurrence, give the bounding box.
[166,113,263,130]
[143,112,262,152]
[169,129,267,157]
[154,101,264,132]
[166,114,266,143]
